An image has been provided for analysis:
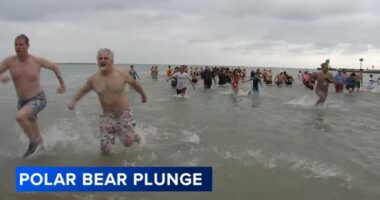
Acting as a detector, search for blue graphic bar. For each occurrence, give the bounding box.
[16,166,212,192]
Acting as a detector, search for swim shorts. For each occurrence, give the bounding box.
[99,108,137,147]
[176,88,187,95]
[17,92,47,118]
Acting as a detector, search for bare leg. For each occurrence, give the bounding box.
[31,120,45,149]
[232,86,238,95]
[101,140,111,155]
[315,96,326,106]
[315,89,327,106]
[120,134,134,147]
[16,106,43,157]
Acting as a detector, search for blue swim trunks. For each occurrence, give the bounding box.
[17,92,47,118]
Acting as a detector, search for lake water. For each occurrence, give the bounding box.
[0,64,379,199]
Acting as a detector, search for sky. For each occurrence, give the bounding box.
[1,0,379,69]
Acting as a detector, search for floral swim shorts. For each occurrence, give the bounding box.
[99,108,137,147]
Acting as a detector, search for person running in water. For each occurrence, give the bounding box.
[201,67,216,88]
[68,48,147,155]
[151,65,158,79]
[310,62,334,106]
[334,70,345,93]
[129,65,141,80]
[245,71,263,94]
[231,69,242,94]
[0,34,66,158]
[167,65,195,96]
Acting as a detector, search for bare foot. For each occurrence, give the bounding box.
[23,137,43,158]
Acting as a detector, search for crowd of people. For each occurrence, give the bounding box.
[161,65,297,95]
[1,34,379,158]
[149,63,380,107]
[301,67,380,94]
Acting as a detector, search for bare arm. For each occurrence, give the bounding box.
[186,75,196,89]
[167,72,178,81]
[0,58,10,83]
[40,58,66,93]
[167,75,174,81]
[68,78,93,109]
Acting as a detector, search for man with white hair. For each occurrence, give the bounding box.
[68,48,147,155]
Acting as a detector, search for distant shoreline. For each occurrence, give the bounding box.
[56,63,380,73]
[317,67,380,74]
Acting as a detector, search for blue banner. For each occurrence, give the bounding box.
[16,166,212,192]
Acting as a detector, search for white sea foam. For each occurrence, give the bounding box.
[180,130,200,144]
[284,94,315,108]
[368,85,380,94]
[172,94,191,98]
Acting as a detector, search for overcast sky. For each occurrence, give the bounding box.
[1,0,379,68]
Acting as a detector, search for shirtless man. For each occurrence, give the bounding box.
[68,48,147,155]
[166,65,173,78]
[311,63,334,106]
[0,34,66,158]
[274,72,285,86]
[355,69,363,91]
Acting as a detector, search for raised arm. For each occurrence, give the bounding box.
[40,58,66,93]
[68,77,93,109]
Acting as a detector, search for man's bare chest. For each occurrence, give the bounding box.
[9,63,41,82]
[93,78,126,94]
